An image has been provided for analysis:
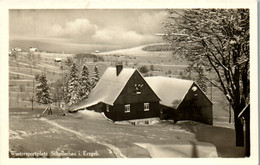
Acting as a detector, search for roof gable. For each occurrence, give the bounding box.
[114,70,161,104]
[70,67,136,111]
[144,76,203,108]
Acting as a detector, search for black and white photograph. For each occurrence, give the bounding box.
[0,0,258,165]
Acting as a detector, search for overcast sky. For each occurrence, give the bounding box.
[9,9,167,52]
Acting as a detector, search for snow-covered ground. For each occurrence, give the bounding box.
[9,108,245,158]
[135,142,217,158]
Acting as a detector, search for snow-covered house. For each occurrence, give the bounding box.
[29,47,38,52]
[14,47,22,52]
[9,47,21,53]
[69,64,161,122]
[54,58,62,62]
[145,76,213,125]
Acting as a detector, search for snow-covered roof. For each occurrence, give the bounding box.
[144,76,195,109]
[70,67,136,111]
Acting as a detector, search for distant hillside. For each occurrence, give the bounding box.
[97,43,172,56]
[9,39,122,54]
[142,43,173,52]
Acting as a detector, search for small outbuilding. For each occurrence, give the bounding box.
[29,47,38,52]
[145,76,213,125]
[69,64,161,122]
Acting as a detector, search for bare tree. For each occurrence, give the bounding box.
[163,9,249,146]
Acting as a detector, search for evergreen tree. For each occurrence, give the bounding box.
[67,62,80,105]
[34,73,52,104]
[63,73,69,104]
[91,64,99,88]
[79,64,91,100]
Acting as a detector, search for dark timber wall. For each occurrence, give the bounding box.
[160,83,213,125]
[104,102,160,121]
[104,70,160,121]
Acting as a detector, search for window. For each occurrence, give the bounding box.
[134,84,143,94]
[106,104,109,112]
[125,104,131,113]
[144,103,149,111]
[192,86,198,92]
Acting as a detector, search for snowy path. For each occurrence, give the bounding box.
[9,66,42,72]
[15,61,61,73]
[40,118,126,158]
[36,63,60,71]
[9,71,34,78]
[9,79,32,82]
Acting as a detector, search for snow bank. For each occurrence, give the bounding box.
[115,118,160,126]
[101,112,114,123]
[77,110,104,119]
[135,142,218,158]
[114,121,131,125]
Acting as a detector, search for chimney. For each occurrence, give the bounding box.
[116,62,123,76]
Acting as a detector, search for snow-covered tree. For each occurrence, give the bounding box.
[91,64,99,88]
[163,9,249,146]
[63,73,69,104]
[191,66,207,93]
[65,57,73,67]
[67,62,80,105]
[79,64,91,100]
[34,73,52,104]
[196,71,207,93]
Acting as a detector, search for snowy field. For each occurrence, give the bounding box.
[9,107,245,158]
